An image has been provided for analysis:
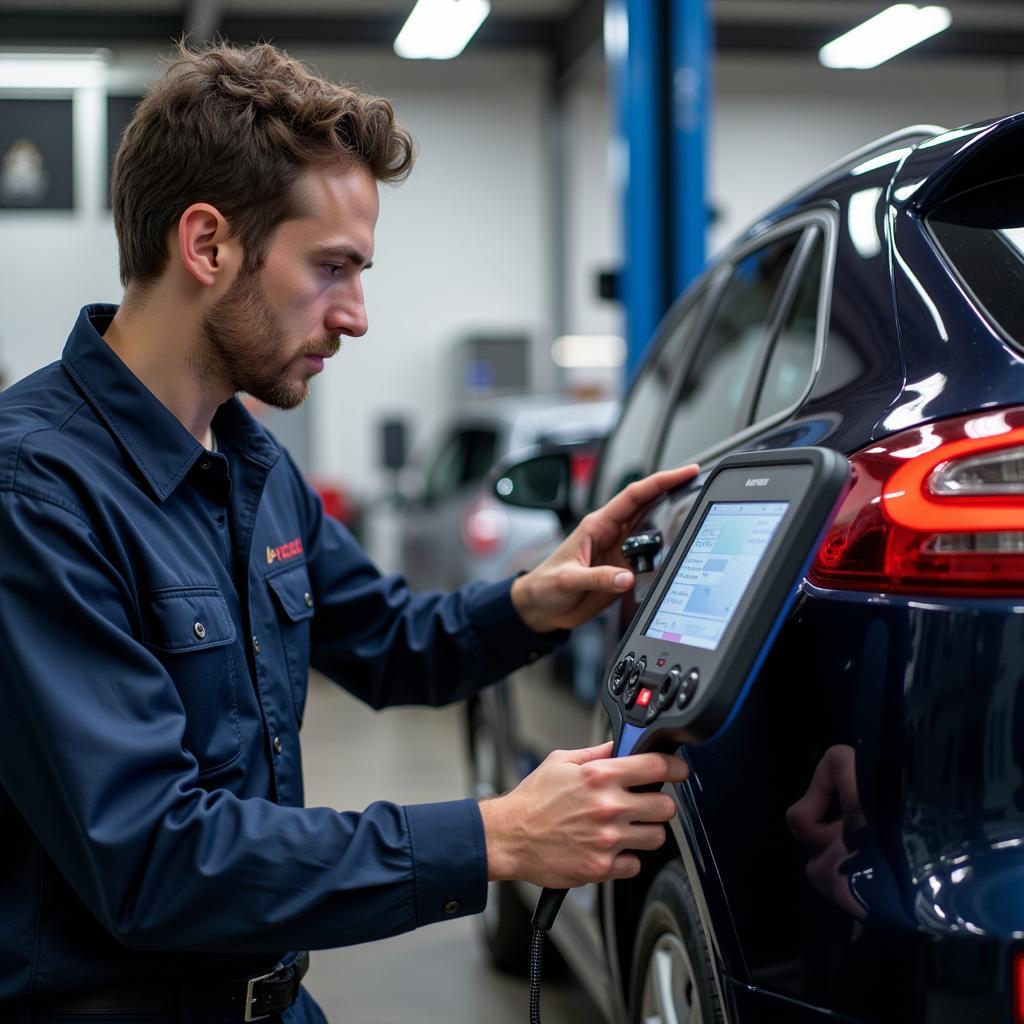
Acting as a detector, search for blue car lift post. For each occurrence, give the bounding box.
[527,6,712,1022]
[606,0,711,382]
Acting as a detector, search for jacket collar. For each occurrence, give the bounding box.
[62,304,280,502]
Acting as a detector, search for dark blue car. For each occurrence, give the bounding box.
[470,110,1024,1023]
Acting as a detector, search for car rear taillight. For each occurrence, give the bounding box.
[1014,950,1024,1024]
[809,408,1024,595]
[461,495,508,558]
[570,451,599,487]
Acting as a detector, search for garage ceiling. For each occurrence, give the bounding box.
[3,0,1024,65]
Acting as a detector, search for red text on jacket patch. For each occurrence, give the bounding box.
[266,538,303,565]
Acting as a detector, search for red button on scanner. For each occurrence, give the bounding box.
[636,687,653,708]
[656,657,667,668]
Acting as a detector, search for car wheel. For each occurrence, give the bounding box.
[469,699,535,974]
[629,862,723,1024]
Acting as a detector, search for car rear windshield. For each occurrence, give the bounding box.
[928,174,1024,349]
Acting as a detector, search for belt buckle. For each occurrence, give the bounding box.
[244,967,278,1023]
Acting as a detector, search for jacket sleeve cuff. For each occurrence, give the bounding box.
[466,577,568,669]
[405,799,488,927]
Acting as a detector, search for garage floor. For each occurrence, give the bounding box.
[299,672,601,1024]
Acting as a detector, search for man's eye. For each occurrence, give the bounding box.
[323,264,343,277]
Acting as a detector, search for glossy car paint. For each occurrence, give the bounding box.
[479,112,1024,1023]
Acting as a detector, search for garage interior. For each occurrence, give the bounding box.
[3,2,1024,1021]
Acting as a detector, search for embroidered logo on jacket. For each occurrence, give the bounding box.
[266,538,303,565]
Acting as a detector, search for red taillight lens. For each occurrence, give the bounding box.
[570,451,598,487]
[810,408,1024,595]
[461,496,508,558]
[1014,949,1024,1023]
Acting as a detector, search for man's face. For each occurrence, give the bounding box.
[200,161,378,410]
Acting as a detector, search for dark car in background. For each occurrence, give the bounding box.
[470,111,1024,1023]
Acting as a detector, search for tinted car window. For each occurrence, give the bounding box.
[659,233,801,467]
[424,428,498,505]
[592,292,706,506]
[753,232,824,422]
[928,174,1024,348]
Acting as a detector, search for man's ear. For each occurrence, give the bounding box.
[177,203,240,287]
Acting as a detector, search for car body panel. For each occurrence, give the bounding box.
[476,111,1024,1023]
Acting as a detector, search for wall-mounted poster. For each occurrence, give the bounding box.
[107,95,143,208]
[0,99,74,210]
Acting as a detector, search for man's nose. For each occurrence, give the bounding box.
[327,289,368,338]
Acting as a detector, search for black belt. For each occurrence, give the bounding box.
[21,951,309,1023]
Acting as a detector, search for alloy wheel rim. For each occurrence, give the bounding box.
[640,932,701,1024]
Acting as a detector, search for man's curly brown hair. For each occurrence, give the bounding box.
[111,41,415,287]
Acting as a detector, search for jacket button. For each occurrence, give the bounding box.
[443,900,460,915]
[198,458,211,471]
[252,635,260,655]
[193,622,206,640]
[273,736,283,755]
[304,592,313,608]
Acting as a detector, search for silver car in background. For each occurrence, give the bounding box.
[397,396,617,591]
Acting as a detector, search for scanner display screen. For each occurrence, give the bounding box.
[644,501,789,651]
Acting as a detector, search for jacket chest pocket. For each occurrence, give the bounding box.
[140,587,243,772]
[266,564,314,724]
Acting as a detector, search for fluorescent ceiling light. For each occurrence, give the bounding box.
[394,0,491,60]
[551,335,626,370]
[819,5,952,70]
[0,50,110,89]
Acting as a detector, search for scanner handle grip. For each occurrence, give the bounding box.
[532,887,568,932]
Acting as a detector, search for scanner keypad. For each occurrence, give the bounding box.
[613,654,702,729]
[608,652,635,696]
[622,657,646,709]
[677,668,700,709]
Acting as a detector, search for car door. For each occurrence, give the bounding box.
[629,213,839,1009]
[512,283,717,768]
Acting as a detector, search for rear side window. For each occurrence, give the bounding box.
[658,233,801,468]
[929,174,1024,348]
[754,232,824,422]
[591,291,707,506]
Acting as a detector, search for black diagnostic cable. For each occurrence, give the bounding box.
[528,887,567,1024]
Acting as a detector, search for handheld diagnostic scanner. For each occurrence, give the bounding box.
[528,448,851,1022]
[604,446,850,757]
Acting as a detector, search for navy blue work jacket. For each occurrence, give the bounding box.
[0,305,561,1004]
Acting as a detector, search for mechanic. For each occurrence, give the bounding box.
[0,42,694,1023]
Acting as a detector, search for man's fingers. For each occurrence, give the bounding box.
[628,792,678,823]
[608,853,642,880]
[558,564,634,596]
[598,464,700,530]
[559,740,614,765]
[623,823,670,851]
[607,752,690,787]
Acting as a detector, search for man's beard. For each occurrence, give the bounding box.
[198,267,340,411]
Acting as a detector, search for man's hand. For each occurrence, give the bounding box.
[510,465,699,634]
[478,742,689,889]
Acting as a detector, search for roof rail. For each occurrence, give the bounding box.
[812,124,946,184]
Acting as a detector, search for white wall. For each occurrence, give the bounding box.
[0,46,553,496]
[563,63,622,340]
[298,49,552,490]
[4,44,1024,494]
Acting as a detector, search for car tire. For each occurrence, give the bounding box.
[628,861,723,1024]
[468,698,535,974]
